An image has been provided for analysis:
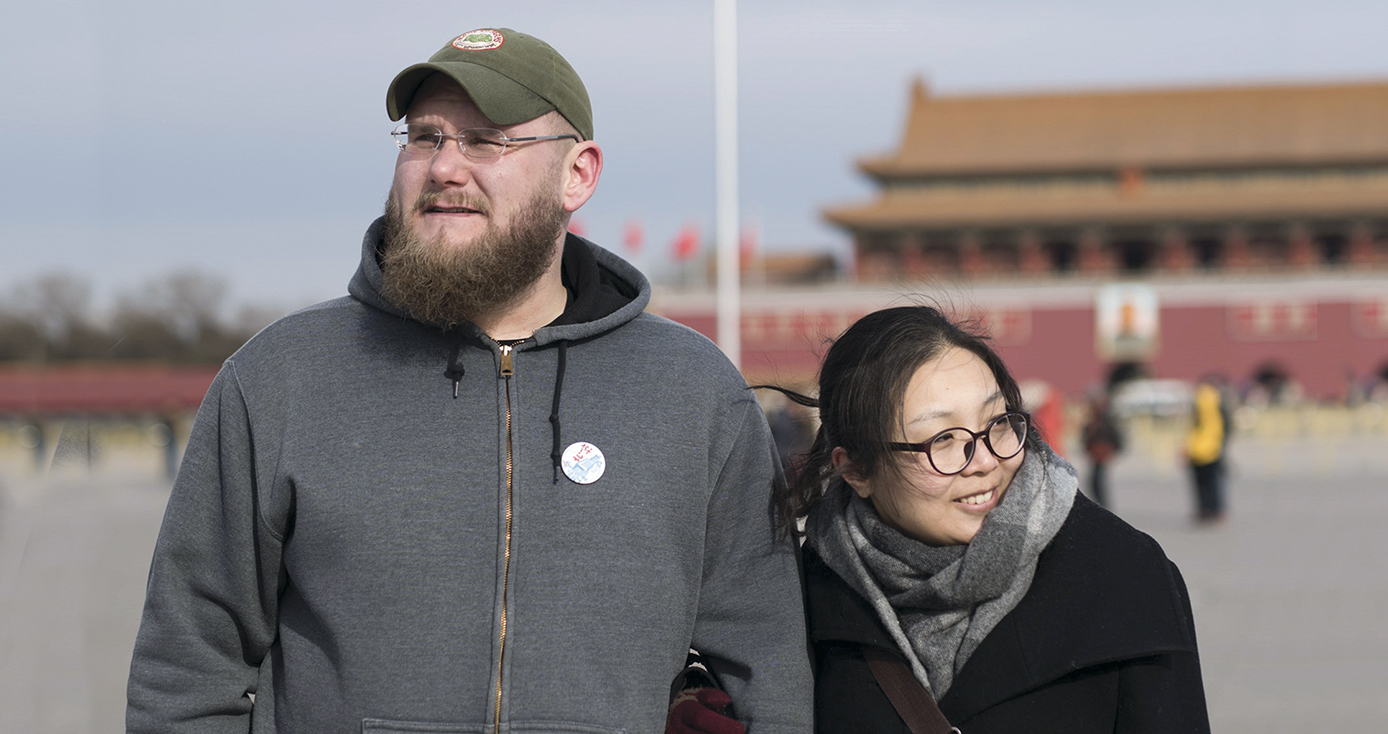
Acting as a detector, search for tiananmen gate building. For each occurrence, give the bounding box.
[656,79,1388,400]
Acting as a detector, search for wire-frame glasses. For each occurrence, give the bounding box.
[391,124,579,160]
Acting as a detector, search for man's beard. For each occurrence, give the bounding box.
[379,187,568,329]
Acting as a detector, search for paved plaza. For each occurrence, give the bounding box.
[1,422,1386,733]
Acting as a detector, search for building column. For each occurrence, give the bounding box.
[853,234,895,281]
[959,231,984,277]
[1078,228,1108,273]
[1223,225,1250,269]
[1160,226,1193,271]
[850,235,868,279]
[1348,221,1376,265]
[1017,229,1048,275]
[902,232,927,278]
[1288,222,1317,269]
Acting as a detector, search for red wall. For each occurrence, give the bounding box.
[994,309,1100,395]
[662,297,1388,399]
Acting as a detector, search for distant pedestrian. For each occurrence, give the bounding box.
[766,397,815,475]
[1185,375,1230,524]
[1080,392,1124,507]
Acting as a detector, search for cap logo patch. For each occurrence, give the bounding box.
[452,29,504,51]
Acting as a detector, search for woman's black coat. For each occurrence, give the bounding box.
[805,494,1210,733]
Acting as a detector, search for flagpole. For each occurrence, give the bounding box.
[714,0,741,369]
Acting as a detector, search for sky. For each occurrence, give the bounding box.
[4,0,1388,317]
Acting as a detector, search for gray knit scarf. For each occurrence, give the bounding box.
[806,444,1077,698]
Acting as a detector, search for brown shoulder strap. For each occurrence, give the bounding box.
[861,646,959,734]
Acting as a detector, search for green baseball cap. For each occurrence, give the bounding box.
[386,28,593,141]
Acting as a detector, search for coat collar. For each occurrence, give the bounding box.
[804,495,1197,721]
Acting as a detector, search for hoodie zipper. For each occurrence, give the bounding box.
[494,343,515,734]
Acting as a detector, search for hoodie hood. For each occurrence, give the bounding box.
[347,216,651,341]
[347,216,654,484]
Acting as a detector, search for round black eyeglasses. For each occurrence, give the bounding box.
[887,411,1029,475]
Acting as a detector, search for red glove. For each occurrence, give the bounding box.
[666,688,746,734]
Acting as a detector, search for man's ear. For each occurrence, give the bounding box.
[831,446,873,499]
[560,140,602,213]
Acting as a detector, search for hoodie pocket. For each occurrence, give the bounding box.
[361,720,623,734]
[510,725,624,734]
[361,722,485,734]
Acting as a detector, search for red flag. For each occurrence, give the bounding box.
[623,219,644,253]
[739,222,759,267]
[672,223,700,261]
[567,218,586,237]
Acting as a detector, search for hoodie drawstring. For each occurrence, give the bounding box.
[444,338,465,399]
[445,337,568,483]
[549,340,568,484]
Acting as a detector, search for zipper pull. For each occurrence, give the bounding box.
[499,344,514,377]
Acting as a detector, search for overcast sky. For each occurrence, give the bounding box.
[4,0,1388,314]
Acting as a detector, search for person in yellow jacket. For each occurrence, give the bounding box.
[1185,376,1229,524]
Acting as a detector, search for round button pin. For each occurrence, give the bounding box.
[561,441,606,485]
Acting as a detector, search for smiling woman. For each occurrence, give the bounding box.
[835,347,1027,547]
[745,306,1211,734]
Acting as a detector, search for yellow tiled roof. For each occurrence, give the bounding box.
[862,79,1388,177]
[825,173,1388,229]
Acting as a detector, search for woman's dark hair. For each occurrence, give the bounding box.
[762,305,1038,538]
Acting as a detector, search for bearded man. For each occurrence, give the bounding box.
[126,28,812,734]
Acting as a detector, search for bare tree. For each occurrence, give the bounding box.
[15,272,92,335]
[2,270,277,365]
[110,270,249,363]
[4,272,117,360]
[0,311,45,361]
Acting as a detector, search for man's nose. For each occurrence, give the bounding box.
[428,141,475,187]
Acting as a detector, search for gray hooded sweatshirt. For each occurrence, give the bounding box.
[127,220,813,734]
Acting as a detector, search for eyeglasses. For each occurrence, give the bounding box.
[888,411,1029,475]
[391,124,579,159]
